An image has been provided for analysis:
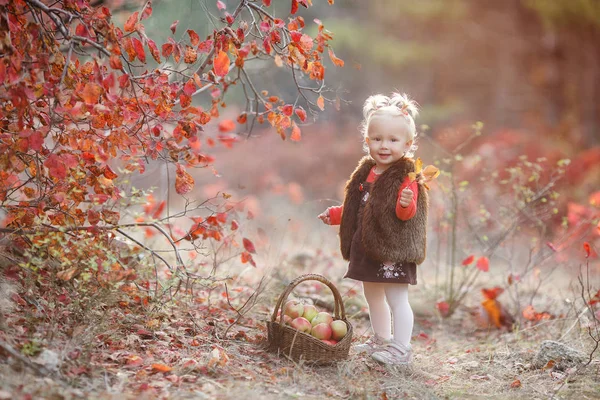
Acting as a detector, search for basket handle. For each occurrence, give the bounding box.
[270,273,346,326]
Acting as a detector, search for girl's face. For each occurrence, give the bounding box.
[366,114,413,171]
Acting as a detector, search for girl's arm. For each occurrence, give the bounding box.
[328,206,343,225]
[395,177,418,221]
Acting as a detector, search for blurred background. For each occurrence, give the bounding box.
[114,0,599,294]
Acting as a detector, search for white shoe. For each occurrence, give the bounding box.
[352,334,389,355]
[371,341,412,365]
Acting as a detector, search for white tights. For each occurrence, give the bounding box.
[362,282,413,347]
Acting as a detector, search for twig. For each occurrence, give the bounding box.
[0,340,49,376]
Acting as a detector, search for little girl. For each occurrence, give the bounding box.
[318,92,428,365]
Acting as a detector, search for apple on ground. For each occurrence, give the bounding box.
[283,300,304,319]
[330,320,348,341]
[303,304,318,322]
[310,311,333,327]
[310,323,332,340]
[321,339,338,346]
[290,317,312,333]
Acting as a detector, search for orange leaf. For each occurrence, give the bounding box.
[290,122,301,141]
[243,238,256,254]
[151,363,172,373]
[175,164,194,195]
[187,29,200,47]
[317,95,325,111]
[481,298,502,328]
[328,48,344,67]
[461,255,475,266]
[510,379,522,388]
[214,51,230,77]
[81,83,103,105]
[184,45,197,64]
[124,12,139,33]
[476,256,489,272]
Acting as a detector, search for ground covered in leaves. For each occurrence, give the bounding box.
[1,258,599,400]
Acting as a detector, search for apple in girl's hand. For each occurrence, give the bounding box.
[330,320,348,341]
[321,339,338,346]
[283,300,304,319]
[310,312,333,327]
[303,304,318,322]
[310,323,332,340]
[290,317,312,333]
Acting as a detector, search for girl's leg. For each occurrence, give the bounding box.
[362,281,392,340]
[383,283,413,347]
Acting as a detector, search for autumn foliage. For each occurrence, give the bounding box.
[0,0,341,275]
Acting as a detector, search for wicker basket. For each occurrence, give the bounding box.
[267,273,353,364]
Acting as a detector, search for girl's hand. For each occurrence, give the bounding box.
[399,187,413,207]
[317,208,331,225]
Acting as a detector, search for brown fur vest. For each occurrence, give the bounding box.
[339,156,428,264]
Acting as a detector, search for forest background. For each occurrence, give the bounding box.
[1,0,599,399]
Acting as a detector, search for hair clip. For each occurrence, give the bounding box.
[398,103,409,116]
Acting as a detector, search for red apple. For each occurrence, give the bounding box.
[303,304,318,323]
[330,320,348,341]
[310,311,333,327]
[283,300,304,319]
[282,315,293,325]
[310,322,332,340]
[290,317,312,333]
[321,339,338,346]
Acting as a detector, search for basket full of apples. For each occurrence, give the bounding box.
[267,274,353,364]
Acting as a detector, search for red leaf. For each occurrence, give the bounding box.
[87,209,100,225]
[44,154,67,179]
[147,39,161,63]
[109,55,123,70]
[103,166,118,179]
[188,29,200,47]
[170,20,179,34]
[214,51,230,77]
[295,107,307,122]
[218,119,235,132]
[461,255,475,266]
[162,43,174,58]
[141,3,153,20]
[124,12,139,33]
[132,37,146,63]
[183,79,197,96]
[243,238,256,254]
[241,251,256,267]
[584,242,591,258]
[291,0,298,14]
[476,256,489,272]
[435,301,449,317]
[231,220,239,230]
[175,164,194,195]
[216,1,226,10]
[481,287,503,300]
[282,104,293,116]
[263,0,271,5]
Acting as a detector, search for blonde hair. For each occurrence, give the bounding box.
[360,92,419,157]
